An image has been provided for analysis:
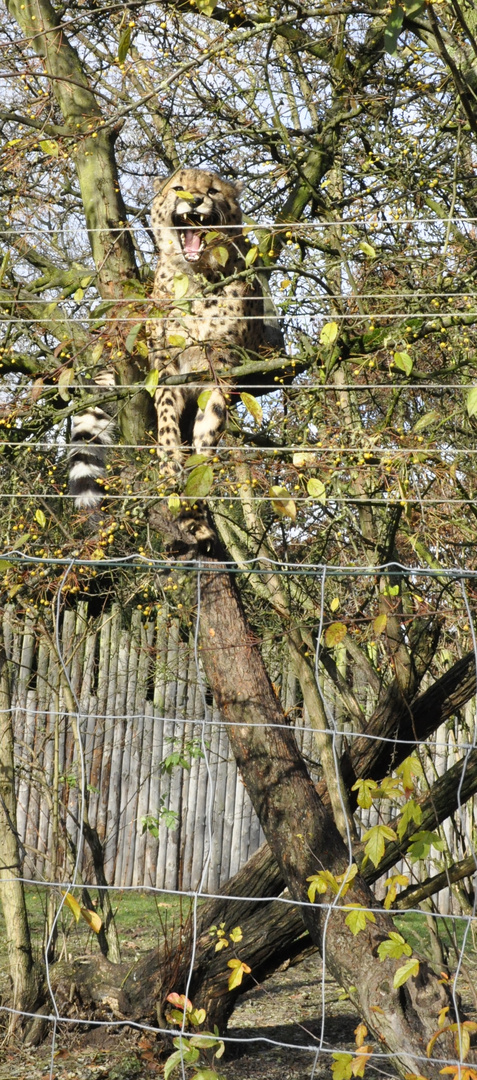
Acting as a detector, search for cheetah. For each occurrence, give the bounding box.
[68,169,281,509]
[148,168,269,474]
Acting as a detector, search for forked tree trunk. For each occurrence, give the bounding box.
[0,644,41,1030]
[192,558,471,1078]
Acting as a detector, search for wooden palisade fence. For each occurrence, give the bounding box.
[3,602,476,908]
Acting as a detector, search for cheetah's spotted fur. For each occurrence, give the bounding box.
[148,169,266,473]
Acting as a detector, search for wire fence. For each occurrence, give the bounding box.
[0,552,476,1080]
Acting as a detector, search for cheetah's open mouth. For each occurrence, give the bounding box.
[173,211,218,262]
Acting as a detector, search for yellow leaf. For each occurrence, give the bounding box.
[293,451,318,468]
[307,478,326,502]
[62,891,82,922]
[91,342,104,363]
[394,957,419,988]
[352,1047,373,1076]
[227,959,251,991]
[168,494,181,515]
[35,509,46,528]
[39,139,59,157]
[212,245,229,266]
[373,613,387,635]
[325,622,347,647]
[240,392,262,424]
[269,485,297,521]
[173,272,189,300]
[168,334,187,348]
[330,597,340,612]
[354,1024,368,1049]
[58,367,74,401]
[80,907,102,933]
[320,321,339,345]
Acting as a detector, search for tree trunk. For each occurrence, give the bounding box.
[0,644,41,1030]
[190,557,467,1077]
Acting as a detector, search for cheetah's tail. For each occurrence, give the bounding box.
[68,373,116,510]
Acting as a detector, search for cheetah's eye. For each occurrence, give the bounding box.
[208,187,220,194]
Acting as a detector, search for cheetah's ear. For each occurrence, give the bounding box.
[232,180,244,195]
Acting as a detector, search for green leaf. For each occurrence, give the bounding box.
[212,246,229,267]
[39,139,59,157]
[393,351,413,375]
[325,621,347,647]
[403,0,425,16]
[35,509,46,528]
[406,830,445,861]
[10,533,30,551]
[193,1071,225,1080]
[393,957,419,988]
[197,390,212,411]
[183,464,214,498]
[377,932,412,962]
[0,560,11,572]
[125,323,143,354]
[307,870,340,901]
[240,392,262,424]
[244,245,258,267]
[117,25,131,63]
[396,753,424,791]
[362,823,397,868]
[186,453,209,468]
[269,485,297,521]
[413,409,439,433]
[320,321,339,346]
[164,1046,199,1080]
[359,241,377,259]
[351,778,379,810]
[307,477,326,502]
[144,369,159,396]
[344,905,376,936]
[466,387,477,417]
[167,334,187,348]
[196,0,218,13]
[80,276,93,288]
[397,799,422,841]
[173,272,190,300]
[384,4,405,55]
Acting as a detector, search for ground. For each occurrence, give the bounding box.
[1,891,476,1080]
[0,957,361,1080]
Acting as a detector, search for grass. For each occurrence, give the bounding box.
[0,884,192,991]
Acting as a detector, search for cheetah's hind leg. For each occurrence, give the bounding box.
[192,387,227,456]
[154,386,184,477]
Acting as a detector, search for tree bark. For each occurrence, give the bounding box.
[0,644,41,1029]
[192,558,466,1077]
